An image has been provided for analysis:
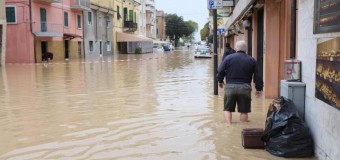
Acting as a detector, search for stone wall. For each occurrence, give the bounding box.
[298,1,340,160]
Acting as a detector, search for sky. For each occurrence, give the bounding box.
[155,0,210,41]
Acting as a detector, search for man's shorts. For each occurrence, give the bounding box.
[224,83,252,113]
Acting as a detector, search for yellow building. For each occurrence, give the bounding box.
[113,0,152,54]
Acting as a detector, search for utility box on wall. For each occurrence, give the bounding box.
[280,80,306,120]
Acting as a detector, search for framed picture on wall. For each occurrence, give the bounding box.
[314,0,340,34]
[315,38,340,110]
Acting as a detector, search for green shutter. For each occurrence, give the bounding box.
[129,10,133,21]
[64,12,68,27]
[117,6,120,20]
[6,7,16,23]
[134,12,136,23]
[88,12,92,24]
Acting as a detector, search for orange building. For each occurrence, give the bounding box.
[156,10,166,41]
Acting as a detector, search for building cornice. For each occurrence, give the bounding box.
[225,0,255,30]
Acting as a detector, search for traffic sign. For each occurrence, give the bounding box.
[208,0,223,9]
[219,28,225,35]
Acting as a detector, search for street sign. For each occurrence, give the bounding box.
[219,28,225,35]
[222,0,234,7]
[207,0,223,9]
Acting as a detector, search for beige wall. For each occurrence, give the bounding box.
[0,0,6,66]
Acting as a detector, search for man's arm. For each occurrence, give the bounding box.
[216,58,227,84]
[253,61,264,91]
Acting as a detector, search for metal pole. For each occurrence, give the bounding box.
[213,9,218,95]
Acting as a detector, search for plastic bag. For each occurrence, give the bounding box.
[261,97,314,158]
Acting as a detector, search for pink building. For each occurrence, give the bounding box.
[5,0,90,63]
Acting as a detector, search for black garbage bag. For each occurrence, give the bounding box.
[261,97,314,158]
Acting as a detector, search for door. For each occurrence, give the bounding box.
[41,41,47,60]
[247,16,253,56]
[78,41,82,58]
[64,40,69,59]
[0,25,2,63]
[257,8,264,79]
[40,8,47,32]
[100,41,102,55]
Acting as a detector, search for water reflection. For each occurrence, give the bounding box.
[0,48,315,160]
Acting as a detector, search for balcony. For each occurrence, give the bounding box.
[146,19,154,26]
[70,0,90,11]
[38,0,61,3]
[32,22,63,37]
[124,21,138,32]
[146,5,154,13]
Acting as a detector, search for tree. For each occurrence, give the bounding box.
[200,22,210,41]
[165,14,197,46]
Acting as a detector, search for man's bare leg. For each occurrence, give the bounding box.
[240,113,250,122]
[224,111,232,126]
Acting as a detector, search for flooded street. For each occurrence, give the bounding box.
[0,48,314,160]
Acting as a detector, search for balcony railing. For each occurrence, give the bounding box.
[32,22,63,37]
[70,0,90,11]
[38,0,61,3]
[124,21,138,32]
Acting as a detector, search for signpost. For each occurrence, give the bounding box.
[208,0,222,95]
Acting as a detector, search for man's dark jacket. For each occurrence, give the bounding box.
[216,51,264,91]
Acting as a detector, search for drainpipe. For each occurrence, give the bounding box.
[290,0,296,59]
[29,0,37,63]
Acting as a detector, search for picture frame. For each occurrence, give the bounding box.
[314,0,340,34]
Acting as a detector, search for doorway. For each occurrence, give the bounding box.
[41,41,47,61]
[64,40,69,59]
[78,41,82,58]
[0,25,2,64]
[257,8,264,79]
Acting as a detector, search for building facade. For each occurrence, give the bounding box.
[113,0,152,54]
[5,0,89,63]
[0,0,6,66]
[138,0,147,37]
[156,10,166,41]
[84,2,114,57]
[224,0,340,159]
[145,0,156,39]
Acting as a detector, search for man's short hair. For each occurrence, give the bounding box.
[235,40,247,52]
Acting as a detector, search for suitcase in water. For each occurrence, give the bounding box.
[242,128,264,149]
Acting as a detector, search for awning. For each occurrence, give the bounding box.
[117,32,153,42]
[63,33,82,40]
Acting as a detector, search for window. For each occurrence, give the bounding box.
[106,19,110,28]
[88,12,92,25]
[77,15,81,28]
[157,29,158,34]
[124,8,128,21]
[106,41,111,51]
[89,41,93,51]
[6,6,17,24]
[64,12,68,27]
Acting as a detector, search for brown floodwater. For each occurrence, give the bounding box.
[0,47,316,160]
